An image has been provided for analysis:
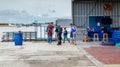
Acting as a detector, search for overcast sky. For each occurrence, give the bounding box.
[0,0,71,18]
[0,0,71,23]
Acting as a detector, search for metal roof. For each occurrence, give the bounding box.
[73,0,119,1]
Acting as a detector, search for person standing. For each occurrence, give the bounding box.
[70,23,77,45]
[55,25,63,45]
[63,27,70,43]
[46,23,53,44]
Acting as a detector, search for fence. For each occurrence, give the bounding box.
[2,32,36,42]
[1,27,73,42]
[76,28,87,41]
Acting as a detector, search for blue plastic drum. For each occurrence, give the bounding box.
[14,33,23,46]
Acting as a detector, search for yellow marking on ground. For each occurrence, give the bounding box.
[104,64,120,66]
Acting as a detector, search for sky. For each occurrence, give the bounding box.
[0,0,71,23]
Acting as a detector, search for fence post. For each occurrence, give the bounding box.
[7,32,9,42]
[30,32,31,41]
[12,32,14,41]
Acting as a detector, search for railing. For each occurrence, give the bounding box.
[1,27,72,42]
[1,32,36,42]
[76,28,87,41]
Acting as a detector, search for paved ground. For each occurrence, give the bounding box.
[0,41,96,67]
[76,41,120,67]
[0,41,120,67]
[84,46,120,66]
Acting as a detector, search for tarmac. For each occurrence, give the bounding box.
[0,41,119,67]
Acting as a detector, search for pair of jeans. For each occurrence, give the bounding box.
[63,35,69,43]
[57,33,62,45]
[47,36,52,43]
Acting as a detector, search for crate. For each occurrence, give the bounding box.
[116,43,120,47]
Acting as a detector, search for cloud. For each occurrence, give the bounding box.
[0,0,71,18]
[0,9,39,23]
[0,9,57,24]
[0,10,20,17]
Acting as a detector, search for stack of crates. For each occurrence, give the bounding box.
[116,43,120,47]
[109,30,120,46]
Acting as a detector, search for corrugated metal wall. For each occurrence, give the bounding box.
[72,0,120,41]
[72,0,120,28]
[56,19,72,27]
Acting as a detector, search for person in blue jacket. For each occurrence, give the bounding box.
[63,27,70,43]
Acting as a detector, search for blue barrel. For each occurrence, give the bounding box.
[14,33,23,46]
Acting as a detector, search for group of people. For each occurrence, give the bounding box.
[46,23,77,45]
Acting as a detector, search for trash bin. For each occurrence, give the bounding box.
[14,32,23,46]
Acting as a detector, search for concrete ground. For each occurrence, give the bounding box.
[76,41,120,67]
[0,41,119,67]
